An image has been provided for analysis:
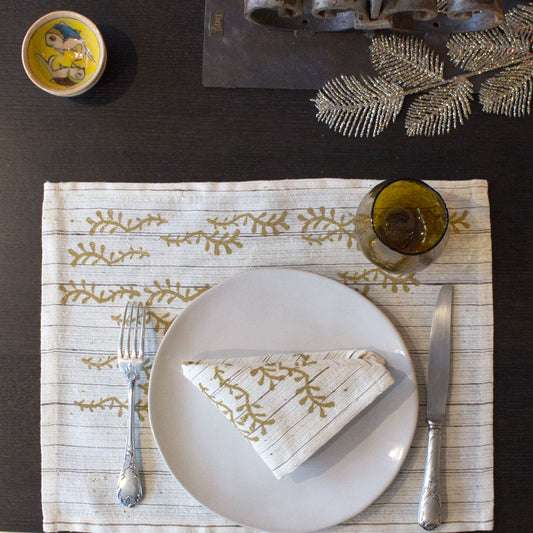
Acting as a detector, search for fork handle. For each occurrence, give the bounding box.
[117,378,143,507]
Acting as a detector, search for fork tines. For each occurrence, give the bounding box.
[118,302,146,360]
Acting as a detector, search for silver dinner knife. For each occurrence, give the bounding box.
[418,284,453,531]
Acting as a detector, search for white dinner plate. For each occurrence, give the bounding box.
[149,268,418,533]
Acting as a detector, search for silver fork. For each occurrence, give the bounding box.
[116,301,146,507]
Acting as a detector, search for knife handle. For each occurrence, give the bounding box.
[418,420,442,530]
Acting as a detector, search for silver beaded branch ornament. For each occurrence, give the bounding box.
[312,2,533,137]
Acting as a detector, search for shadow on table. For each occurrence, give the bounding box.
[72,25,137,106]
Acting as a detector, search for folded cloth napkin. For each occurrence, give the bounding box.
[182,350,393,479]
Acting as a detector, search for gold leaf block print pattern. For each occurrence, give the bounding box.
[156,207,469,256]
[63,208,209,418]
[111,308,177,335]
[78,355,153,418]
[182,350,394,479]
[338,268,420,293]
[87,210,168,234]
[68,242,150,266]
[199,366,275,442]
[108,280,211,335]
[144,280,211,305]
[161,229,243,255]
[59,280,141,304]
[161,210,289,255]
[70,277,205,417]
[207,211,290,236]
[298,207,468,250]
[299,206,356,247]
[449,210,470,233]
[74,397,149,421]
[60,204,470,419]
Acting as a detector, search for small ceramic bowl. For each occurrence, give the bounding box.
[22,11,107,97]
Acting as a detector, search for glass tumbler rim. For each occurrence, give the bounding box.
[370,179,449,257]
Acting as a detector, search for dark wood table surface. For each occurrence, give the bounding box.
[1,1,532,532]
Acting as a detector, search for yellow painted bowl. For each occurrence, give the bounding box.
[22,11,107,97]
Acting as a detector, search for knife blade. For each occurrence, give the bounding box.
[418,284,453,531]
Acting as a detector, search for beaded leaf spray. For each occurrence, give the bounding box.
[312,2,533,137]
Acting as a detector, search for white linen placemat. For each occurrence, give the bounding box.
[41,179,493,532]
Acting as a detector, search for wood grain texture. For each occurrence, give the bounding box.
[0,1,531,532]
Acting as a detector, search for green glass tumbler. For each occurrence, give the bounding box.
[355,179,449,274]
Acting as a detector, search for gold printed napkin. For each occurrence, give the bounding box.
[182,350,394,479]
[41,179,493,532]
